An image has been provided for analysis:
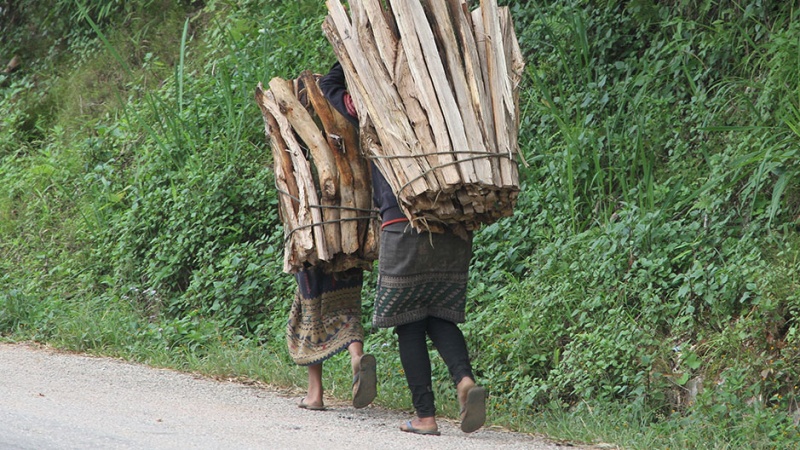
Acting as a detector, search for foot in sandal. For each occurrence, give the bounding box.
[352,354,377,408]
[399,417,440,436]
[457,378,487,433]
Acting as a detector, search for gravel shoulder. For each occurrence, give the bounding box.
[0,342,572,450]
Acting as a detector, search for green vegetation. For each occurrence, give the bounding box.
[2,0,799,448]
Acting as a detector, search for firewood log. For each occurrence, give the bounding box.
[255,75,378,274]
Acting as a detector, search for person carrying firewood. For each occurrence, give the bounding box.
[274,74,378,412]
[320,61,487,436]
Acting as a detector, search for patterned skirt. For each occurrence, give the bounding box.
[373,222,472,328]
[286,266,364,366]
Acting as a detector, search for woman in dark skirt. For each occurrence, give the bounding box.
[320,62,486,435]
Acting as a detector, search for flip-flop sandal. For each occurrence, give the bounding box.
[459,385,487,433]
[400,420,441,436]
[298,399,326,411]
[352,353,377,409]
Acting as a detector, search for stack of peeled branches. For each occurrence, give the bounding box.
[323,0,526,234]
[255,72,379,274]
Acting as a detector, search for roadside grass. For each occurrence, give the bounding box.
[2,1,800,449]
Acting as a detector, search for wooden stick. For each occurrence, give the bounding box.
[269,76,342,257]
[388,0,462,187]
[424,0,493,186]
[501,6,527,167]
[258,88,328,263]
[478,1,515,188]
[360,0,398,75]
[256,84,305,272]
[470,7,501,188]
[450,0,499,184]
[268,77,339,200]
[315,74,375,256]
[392,45,447,192]
[324,2,430,199]
[301,71,360,255]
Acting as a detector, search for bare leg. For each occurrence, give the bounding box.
[302,363,324,408]
[456,376,475,405]
[347,341,364,376]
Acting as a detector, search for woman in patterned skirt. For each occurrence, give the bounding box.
[286,265,377,410]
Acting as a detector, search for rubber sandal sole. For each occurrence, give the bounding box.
[352,354,377,409]
[460,386,486,433]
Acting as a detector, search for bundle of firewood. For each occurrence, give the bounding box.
[255,72,379,274]
[323,0,525,233]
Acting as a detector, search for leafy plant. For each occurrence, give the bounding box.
[2,1,800,449]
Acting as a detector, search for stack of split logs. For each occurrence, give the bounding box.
[255,73,379,274]
[323,0,525,233]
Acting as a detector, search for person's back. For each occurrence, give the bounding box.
[321,61,486,436]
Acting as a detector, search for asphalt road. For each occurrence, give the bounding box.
[0,342,570,450]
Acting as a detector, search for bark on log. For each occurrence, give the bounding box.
[255,75,378,274]
[301,71,358,255]
[268,77,342,257]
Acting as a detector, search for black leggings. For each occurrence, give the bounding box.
[395,317,474,418]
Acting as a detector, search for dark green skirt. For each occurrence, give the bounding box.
[286,267,364,366]
[373,222,472,328]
